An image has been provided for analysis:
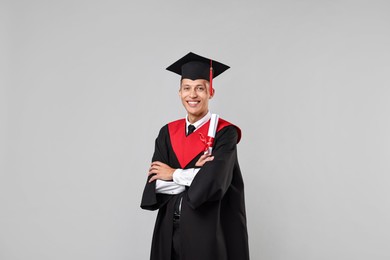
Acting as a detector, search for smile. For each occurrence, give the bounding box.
[187,101,200,107]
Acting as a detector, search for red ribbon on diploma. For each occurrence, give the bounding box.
[199,133,215,153]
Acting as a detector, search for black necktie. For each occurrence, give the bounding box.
[187,124,196,136]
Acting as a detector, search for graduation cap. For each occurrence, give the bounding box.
[166,52,230,95]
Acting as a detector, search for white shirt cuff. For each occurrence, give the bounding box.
[172,168,200,186]
[155,180,185,194]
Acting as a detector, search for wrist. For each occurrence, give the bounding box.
[172,169,183,183]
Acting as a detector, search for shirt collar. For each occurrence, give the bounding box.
[185,111,211,134]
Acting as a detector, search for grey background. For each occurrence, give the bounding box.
[1,0,390,259]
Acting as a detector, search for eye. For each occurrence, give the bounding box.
[197,86,205,92]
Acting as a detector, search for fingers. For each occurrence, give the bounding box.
[148,166,159,182]
[148,174,155,184]
[195,153,214,167]
[149,161,164,175]
[202,156,214,163]
[201,153,214,161]
[148,161,174,182]
[149,175,157,183]
[197,153,210,162]
[206,155,214,161]
[151,161,165,167]
[148,165,158,175]
[199,154,208,160]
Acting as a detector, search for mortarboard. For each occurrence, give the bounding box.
[166,52,230,95]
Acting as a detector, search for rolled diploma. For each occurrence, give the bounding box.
[206,114,219,154]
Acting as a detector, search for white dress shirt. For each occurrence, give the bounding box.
[155,112,211,194]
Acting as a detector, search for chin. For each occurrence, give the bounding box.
[189,110,206,119]
[186,107,201,115]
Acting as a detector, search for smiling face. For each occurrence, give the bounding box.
[179,78,214,123]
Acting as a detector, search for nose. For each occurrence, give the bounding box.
[189,88,197,98]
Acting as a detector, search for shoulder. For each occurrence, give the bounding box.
[167,118,185,127]
[218,117,242,143]
[156,124,169,139]
[156,118,185,138]
[157,118,185,133]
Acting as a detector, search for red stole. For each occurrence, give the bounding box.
[168,118,241,168]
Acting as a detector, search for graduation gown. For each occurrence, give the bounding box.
[141,118,249,260]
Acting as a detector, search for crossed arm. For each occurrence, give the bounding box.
[148,153,214,191]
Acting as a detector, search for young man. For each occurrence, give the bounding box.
[141,52,249,260]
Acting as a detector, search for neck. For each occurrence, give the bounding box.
[188,111,208,124]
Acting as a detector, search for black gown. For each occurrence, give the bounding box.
[141,121,250,260]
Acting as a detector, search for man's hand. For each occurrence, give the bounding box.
[148,161,175,183]
[195,152,214,167]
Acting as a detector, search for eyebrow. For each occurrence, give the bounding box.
[181,84,205,88]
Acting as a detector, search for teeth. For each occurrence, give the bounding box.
[188,101,199,105]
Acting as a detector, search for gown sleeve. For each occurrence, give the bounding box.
[186,125,239,209]
[140,125,173,211]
